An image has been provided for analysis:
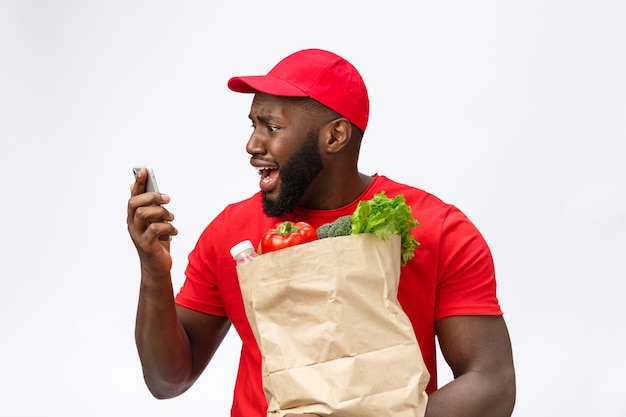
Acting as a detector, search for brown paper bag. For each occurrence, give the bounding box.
[237,233,429,417]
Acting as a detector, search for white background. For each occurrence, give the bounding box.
[1,1,624,416]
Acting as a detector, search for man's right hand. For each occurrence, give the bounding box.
[127,168,178,274]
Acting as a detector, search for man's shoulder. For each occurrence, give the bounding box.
[223,192,263,212]
[373,175,448,209]
[214,192,271,226]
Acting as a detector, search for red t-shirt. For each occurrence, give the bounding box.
[175,174,502,417]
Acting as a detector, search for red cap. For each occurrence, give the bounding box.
[228,49,369,132]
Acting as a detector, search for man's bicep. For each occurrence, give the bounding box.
[429,316,516,417]
[436,315,514,377]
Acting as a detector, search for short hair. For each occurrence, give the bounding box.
[295,97,363,138]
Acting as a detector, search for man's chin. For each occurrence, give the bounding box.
[261,193,296,218]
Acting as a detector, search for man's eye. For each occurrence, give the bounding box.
[268,126,279,132]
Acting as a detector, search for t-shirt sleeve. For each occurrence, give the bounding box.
[175,219,228,317]
[435,206,503,320]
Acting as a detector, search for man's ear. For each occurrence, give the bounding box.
[324,118,352,153]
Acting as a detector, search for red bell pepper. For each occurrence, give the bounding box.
[259,221,318,254]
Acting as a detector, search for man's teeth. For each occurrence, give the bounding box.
[259,167,276,183]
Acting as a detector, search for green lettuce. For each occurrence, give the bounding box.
[351,192,420,266]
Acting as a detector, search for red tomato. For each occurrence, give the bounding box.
[259,221,318,254]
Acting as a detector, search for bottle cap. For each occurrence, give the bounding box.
[230,240,255,259]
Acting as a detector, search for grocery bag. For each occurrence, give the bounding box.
[236,233,430,417]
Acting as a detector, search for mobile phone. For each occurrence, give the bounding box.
[133,166,160,194]
[133,166,171,241]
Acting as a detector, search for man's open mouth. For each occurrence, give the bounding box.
[259,167,277,183]
[258,167,280,192]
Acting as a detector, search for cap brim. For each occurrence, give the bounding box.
[227,75,308,97]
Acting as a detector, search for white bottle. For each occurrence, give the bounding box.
[230,240,259,265]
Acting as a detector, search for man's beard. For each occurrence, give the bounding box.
[262,129,323,217]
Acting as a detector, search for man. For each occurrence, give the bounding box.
[127,49,516,417]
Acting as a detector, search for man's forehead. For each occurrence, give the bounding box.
[249,94,306,119]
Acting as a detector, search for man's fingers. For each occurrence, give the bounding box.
[127,193,171,223]
[134,205,175,228]
[131,167,147,197]
[145,219,178,241]
[126,168,177,247]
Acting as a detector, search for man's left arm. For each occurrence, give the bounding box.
[426,315,516,417]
